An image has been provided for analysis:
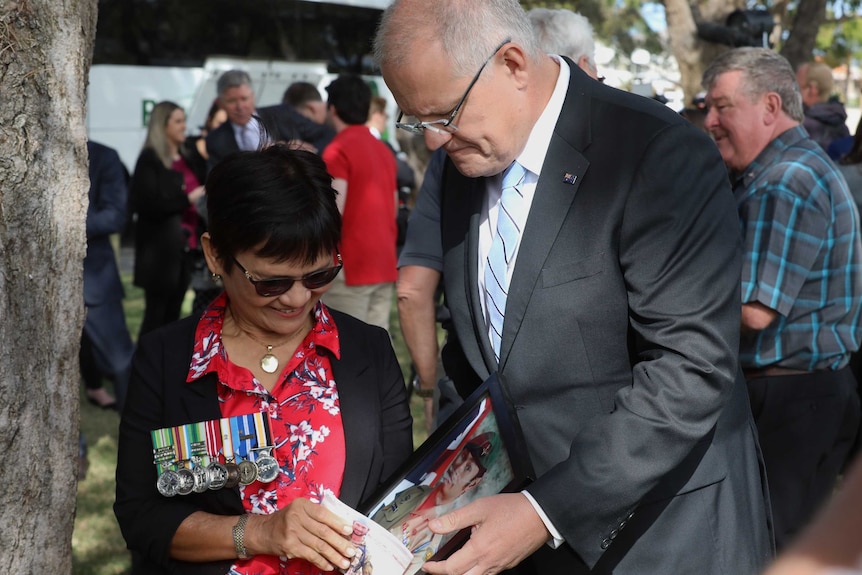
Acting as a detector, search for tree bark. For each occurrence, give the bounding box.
[664,0,704,105]
[780,0,829,70]
[662,0,744,105]
[0,0,97,571]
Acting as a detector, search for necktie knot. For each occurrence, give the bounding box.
[502,160,527,191]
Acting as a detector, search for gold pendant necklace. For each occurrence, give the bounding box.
[225,307,309,376]
[260,346,279,374]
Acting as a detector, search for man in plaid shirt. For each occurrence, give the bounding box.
[703,48,862,551]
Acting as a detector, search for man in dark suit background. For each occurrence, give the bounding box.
[375,1,773,573]
[205,70,334,172]
[83,141,135,410]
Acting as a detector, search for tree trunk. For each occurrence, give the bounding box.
[0,0,97,571]
[664,0,704,105]
[780,0,828,70]
[663,0,742,106]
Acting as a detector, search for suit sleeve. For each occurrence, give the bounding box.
[528,123,743,566]
[87,145,129,239]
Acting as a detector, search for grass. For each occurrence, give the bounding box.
[72,271,429,574]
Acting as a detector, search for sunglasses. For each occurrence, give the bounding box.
[233,255,342,297]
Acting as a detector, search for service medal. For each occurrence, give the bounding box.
[255,452,279,484]
[224,462,241,489]
[156,469,180,497]
[207,462,229,490]
[238,459,259,485]
[191,465,210,493]
[176,468,195,496]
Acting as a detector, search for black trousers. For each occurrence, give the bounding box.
[747,366,861,550]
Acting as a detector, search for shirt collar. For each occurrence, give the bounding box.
[738,125,807,188]
[515,55,570,178]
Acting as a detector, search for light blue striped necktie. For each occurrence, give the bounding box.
[485,160,528,361]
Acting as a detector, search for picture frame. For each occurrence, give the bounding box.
[359,372,534,574]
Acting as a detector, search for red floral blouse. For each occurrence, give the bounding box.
[187,292,346,575]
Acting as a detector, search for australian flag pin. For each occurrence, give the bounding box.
[563,173,577,185]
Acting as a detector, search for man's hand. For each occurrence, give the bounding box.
[421,493,550,575]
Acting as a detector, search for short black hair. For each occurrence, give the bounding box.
[325,75,371,125]
[205,145,341,273]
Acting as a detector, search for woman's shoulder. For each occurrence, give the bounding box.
[133,147,165,174]
[327,307,386,337]
[137,314,199,353]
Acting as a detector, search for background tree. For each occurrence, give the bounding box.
[521,0,860,105]
[0,0,97,571]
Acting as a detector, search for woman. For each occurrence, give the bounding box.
[115,145,413,575]
[132,101,206,337]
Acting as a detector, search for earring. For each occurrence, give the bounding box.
[211,272,222,283]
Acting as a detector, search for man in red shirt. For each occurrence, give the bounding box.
[322,75,398,331]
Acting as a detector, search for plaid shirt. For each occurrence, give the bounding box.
[736,125,862,370]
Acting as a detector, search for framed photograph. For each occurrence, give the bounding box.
[359,372,534,574]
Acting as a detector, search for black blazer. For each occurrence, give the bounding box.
[114,309,413,574]
[131,148,202,293]
[440,62,773,574]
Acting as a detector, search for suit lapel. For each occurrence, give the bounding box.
[443,62,596,373]
[499,65,593,367]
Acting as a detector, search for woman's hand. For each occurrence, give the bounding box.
[248,497,357,571]
[188,185,206,205]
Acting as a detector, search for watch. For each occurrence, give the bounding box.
[412,376,435,399]
[233,514,250,559]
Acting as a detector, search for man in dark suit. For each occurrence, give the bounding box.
[205,70,334,172]
[83,141,135,410]
[375,1,773,573]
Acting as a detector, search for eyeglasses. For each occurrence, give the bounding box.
[233,255,343,297]
[395,38,511,135]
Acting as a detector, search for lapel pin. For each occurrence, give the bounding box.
[563,173,578,185]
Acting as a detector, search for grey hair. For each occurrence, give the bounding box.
[143,101,182,168]
[373,0,542,77]
[528,8,596,71]
[799,61,834,101]
[216,69,253,98]
[702,47,803,122]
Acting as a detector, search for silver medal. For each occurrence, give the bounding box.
[255,452,279,483]
[207,462,229,490]
[191,465,210,493]
[156,469,180,497]
[176,468,195,496]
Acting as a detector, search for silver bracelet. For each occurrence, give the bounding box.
[232,514,250,559]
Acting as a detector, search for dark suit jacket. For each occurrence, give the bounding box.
[85,141,128,307]
[440,62,773,574]
[203,121,239,174]
[205,107,335,173]
[114,309,413,574]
